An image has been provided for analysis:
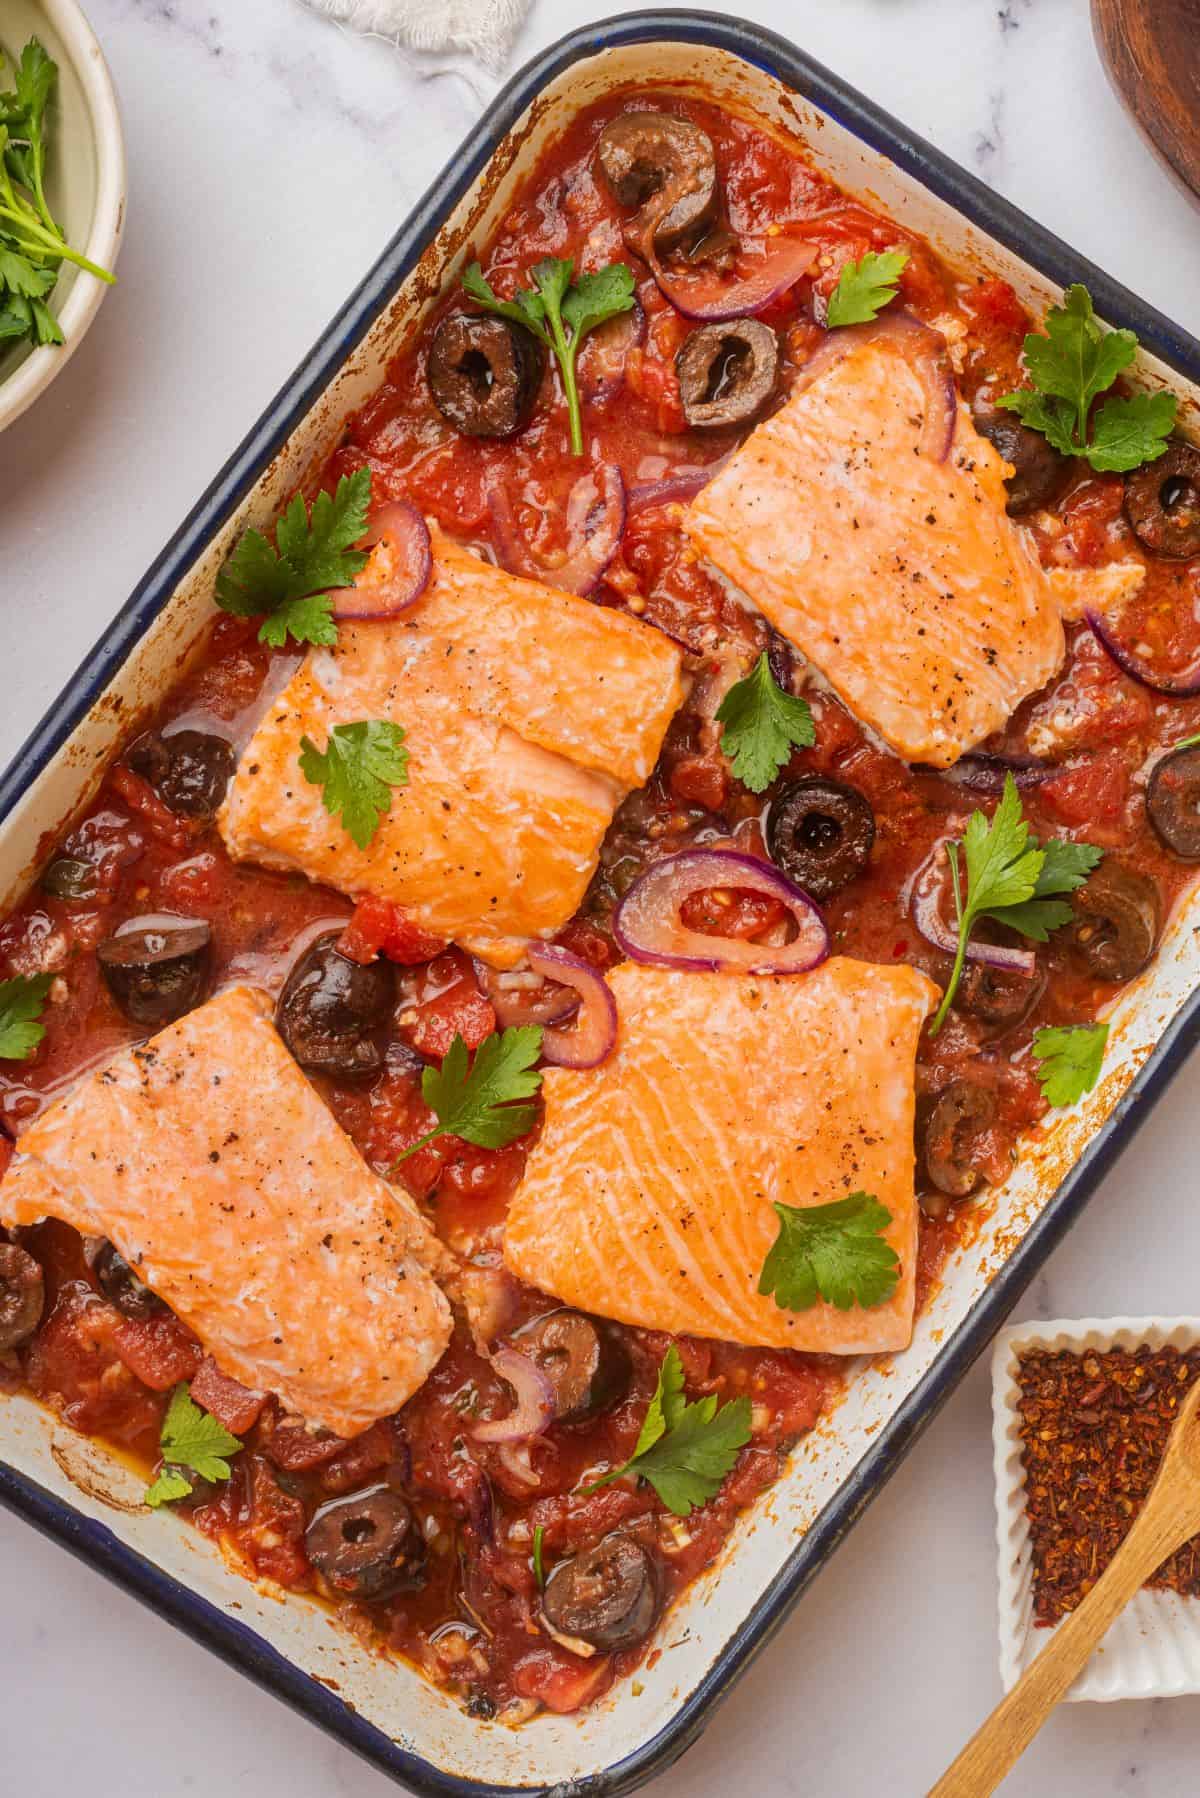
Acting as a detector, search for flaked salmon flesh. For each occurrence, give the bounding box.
[685,332,1091,768]
[0,985,452,1437]
[219,530,684,968]
[504,957,939,1354]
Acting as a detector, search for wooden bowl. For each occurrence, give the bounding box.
[1091,0,1200,205]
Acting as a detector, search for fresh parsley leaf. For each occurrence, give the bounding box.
[532,1523,546,1590]
[144,1382,243,1507]
[758,1191,900,1313]
[0,971,52,1059]
[215,467,371,646]
[298,719,409,851]
[714,651,815,792]
[979,835,1103,942]
[462,255,634,456]
[0,244,51,296]
[587,1345,752,1518]
[929,775,1042,1035]
[825,248,910,328]
[1032,1022,1108,1108]
[997,285,1176,474]
[392,1026,544,1166]
[144,1468,195,1509]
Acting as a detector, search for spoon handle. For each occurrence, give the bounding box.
[928,1482,1197,1798]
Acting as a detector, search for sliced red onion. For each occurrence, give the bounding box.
[472,1347,555,1444]
[936,752,1053,793]
[613,848,828,975]
[648,235,817,322]
[526,944,618,1068]
[577,302,646,403]
[334,501,432,620]
[1087,608,1200,696]
[791,310,956,462]
[471,958,580,1031]
[489,464,626,597]
[628,462,726,512]
[909,842,1037,975]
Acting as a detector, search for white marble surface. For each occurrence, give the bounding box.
[2,1,1200,1793]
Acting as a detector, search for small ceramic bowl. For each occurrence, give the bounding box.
[0,0,125,432]
[993,1316,1200,1702]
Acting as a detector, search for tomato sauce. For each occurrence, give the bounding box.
[1,91,1197,1720]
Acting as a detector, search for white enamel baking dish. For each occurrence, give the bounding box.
[3,12,1200,1794]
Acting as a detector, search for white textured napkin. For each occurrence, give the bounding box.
[300,0,532,71]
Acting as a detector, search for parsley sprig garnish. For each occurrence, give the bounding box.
[462,257,635,457]
[998,285,1176,474]
[0,972,51,1060]
[586,1345,752,1518]
[928,775,1102,1036]
[391,1026,544,1167]
[144,1382,243,1508]
[714,651,815,793]
[299,720,410,852]
[215,466,372,649]
[0,40,115,353]
[825,248,910,329]
[1032,1022,1108,1109]
[759,1191,899,1313]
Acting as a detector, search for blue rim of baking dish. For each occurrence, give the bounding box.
[3,10,1200,1796]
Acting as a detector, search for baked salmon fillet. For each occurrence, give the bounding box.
[504,957,939,1354]
[219,530,684,968]
[684,330,1070,768]
[0,985,451,1436]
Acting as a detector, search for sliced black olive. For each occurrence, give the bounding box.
[1125,442,1200,559]
[97,919,212,1027]
[0,1241,44,1351]
[924,1081,996,1199]
[305,1483,425,1600]
[955,961,1044,1031]
[596,112,717,256]
[973,405,1071,517]
[514,1309,631,1422]
[542,1532,661,1652]
[676,320,778,430]
[1068,861,1160,983]
[428,314,544,439]
[1148,745,1200,858]
[92,1240,165,1320]
[765,777,875,899]
[276,932,394,1078]
[127,729,236,822]
[41,855,101,901]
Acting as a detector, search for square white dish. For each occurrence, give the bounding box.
[993,1317,1200,1702]
[3,11,1200,1794]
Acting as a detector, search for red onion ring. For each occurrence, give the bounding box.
[1086,608,1200,696]
[472,1347,555,1443]
[791,311,956,462]
[628,462,727,512]
[489,464,626,597]
[908,842,1037,975]
[471,959,580,1031]
[526,945,618,1068]
[614,848,828,975]
[647,235,817,322]
[577,302,646,403]
[334,501,432,619]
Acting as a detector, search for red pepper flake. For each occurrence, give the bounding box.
[892,940,908,958]
[1016,1344,1200,1625]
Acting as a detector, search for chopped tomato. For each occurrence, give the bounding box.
[257,1401,344,1471]
[24,1288,163,1443]
[1038,751,1131,836]
[968,276,1028,337]
[669,751,730,812]
[680,887,787,940]
[512,1648,615,1714]
[0,1134,11,1180]
[112,1312,203,1391]
[190,1356,265,1435]
[318,1419,398,1495]
[553,917,618,970]
[397,949,496,1058]
[339,894,447,966]
[107,766,192,851]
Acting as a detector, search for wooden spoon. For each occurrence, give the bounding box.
[1091,0,1200,204]
[930,1372,1200,1798]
